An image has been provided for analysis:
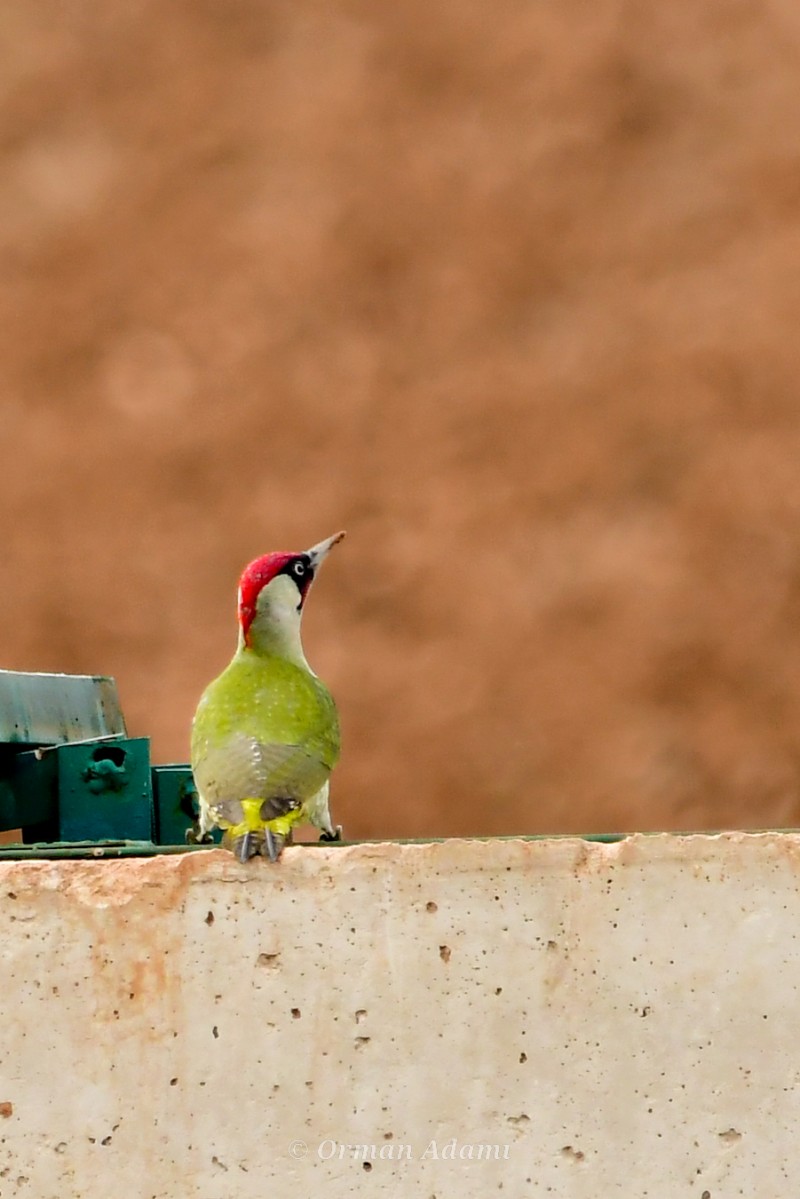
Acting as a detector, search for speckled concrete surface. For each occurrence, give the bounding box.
[0,835,797,1197]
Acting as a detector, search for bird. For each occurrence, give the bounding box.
[189,531,345,862]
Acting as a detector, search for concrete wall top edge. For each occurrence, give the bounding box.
[0,830,797,908]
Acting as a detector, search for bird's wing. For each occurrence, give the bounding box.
[194,732,331,816]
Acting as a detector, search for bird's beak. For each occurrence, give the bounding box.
[305,530,346,570]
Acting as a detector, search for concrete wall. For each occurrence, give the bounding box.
[0,834,796,1197]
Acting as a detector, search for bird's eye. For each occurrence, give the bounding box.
[293,560,306,577]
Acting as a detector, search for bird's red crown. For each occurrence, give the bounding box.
[238,553,299,643]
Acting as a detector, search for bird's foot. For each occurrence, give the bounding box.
[259,828,287,862]
[228,829,262,862]
[319,825,343,843]
[185,827,214,846]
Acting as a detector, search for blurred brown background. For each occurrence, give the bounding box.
[2,1,800,839]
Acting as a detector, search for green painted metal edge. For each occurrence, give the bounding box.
[0,840,174,860]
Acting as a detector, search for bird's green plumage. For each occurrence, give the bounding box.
[191,648,340,844]
[189,533,345,859]
[192,649,340,776]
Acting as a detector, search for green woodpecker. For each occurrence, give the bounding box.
[190,531,345,862]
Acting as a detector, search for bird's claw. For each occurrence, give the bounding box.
[185,827,214,846]
[238,831,253,862]
[319,825,343,843]
[260,828,287,862]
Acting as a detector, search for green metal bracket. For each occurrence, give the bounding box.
[0,670,220,851]
[0,742,222,850]
[58,737,153,843]
[152,764,221,847]
[1,737,153,843]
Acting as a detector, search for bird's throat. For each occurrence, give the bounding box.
[241,605,309,667]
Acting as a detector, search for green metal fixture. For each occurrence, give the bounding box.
[0,669,216,855]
